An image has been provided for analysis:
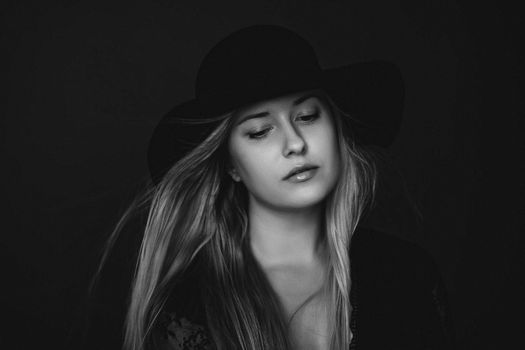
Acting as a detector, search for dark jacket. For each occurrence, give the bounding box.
[154,227,455,349]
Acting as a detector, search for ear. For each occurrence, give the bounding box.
[228,167,241,182]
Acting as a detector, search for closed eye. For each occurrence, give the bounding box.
[246,113,319,140]
[248,128,272,139]
[296,113,319,123]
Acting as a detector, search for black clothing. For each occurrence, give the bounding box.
[154,227,455,349]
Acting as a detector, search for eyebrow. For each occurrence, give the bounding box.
[235,93,318,126]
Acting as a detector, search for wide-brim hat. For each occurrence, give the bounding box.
[147,24,404,184]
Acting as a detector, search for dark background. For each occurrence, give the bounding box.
[2,0,524,349]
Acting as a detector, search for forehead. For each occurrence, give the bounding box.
[233,90,326,123]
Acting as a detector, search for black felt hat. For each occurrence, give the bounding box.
[147,25,404,184]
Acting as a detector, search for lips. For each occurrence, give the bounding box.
[283,164,319,180]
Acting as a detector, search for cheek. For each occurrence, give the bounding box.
[315,123,338,154]
[240,155,274,184]
[322,128,341,175]
[230,146,267,181]
[228,137,247,169]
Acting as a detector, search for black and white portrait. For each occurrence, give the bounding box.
[3,1,523,349]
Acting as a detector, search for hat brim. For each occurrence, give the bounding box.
[148,60,404,183]
[321,60,404,147]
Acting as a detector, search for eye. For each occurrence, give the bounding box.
[244,112,318,140]
[247,127,272,139]
[295,112,319,123]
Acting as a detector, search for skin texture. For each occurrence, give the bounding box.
[228,90,340,214]
[227,88,341,263]
[228,90,339,349]
[227,91,340,267]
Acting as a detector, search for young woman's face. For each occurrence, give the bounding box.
[228,90,340,211]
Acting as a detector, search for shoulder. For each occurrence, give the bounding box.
[153,260,214,349]
[351,227,456,348]
[351,226,440,291]
[352,226,436,264]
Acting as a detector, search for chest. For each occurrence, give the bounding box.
[266,267,330,350]
[286,293,330,350]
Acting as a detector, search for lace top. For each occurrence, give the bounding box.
[157,312,213,350]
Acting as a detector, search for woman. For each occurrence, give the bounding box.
[97,25,454,350]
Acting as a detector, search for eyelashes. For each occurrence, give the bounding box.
[247,113,320,140]
[248,128,272,139]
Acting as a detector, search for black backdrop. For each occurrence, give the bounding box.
[3,0,524,349]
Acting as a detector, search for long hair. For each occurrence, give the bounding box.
[97,92,379,350]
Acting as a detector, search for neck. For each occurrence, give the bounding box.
[248,198,325,269]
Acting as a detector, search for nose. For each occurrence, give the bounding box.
[282,123,307,157]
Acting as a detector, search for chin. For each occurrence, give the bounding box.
[280,188,330,209]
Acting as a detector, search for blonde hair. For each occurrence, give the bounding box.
[96,91,379,350]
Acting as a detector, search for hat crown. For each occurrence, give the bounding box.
[195,25,322,100]
[148,25,404,184]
